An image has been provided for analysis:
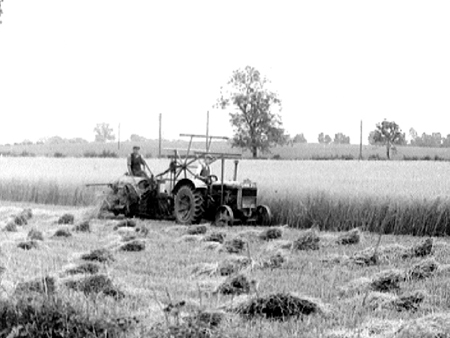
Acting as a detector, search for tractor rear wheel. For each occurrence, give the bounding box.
[174,185,204,224]
[256,205,272,226]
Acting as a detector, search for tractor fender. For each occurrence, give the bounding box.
[172,178,207,194]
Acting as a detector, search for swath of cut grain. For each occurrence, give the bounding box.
[234,292,329,320]
[336,228,361,245]
[292,229,320,251]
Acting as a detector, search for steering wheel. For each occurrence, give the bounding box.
[206,175,218,185]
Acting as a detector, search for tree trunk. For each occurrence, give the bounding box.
[386,143,390,160]
[252,146,258,158]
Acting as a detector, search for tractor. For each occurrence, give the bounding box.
[90,134,271,226]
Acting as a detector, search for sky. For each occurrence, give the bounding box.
[1,0,450,145]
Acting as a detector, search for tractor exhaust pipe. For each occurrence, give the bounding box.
[233,160,239,181]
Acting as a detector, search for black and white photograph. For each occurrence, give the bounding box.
[1,1,450,337]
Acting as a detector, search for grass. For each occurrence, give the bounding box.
[1,203,450,337]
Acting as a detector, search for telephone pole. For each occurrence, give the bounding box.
[118,123,121,150]
[359,120,363,160]
[206,111,210,152]
[158,113,162,158]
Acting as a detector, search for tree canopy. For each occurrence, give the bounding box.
[318,133,332,145]
[93,123,115,142]
[333,133,350,145]
[216,66,287,158]
[369,120,406,159]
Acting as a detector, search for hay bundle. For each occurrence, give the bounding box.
[203,231,226,244]
[57,213,75,224]
[119,239,146,252]
[217,256,252,276]
[407,238,433,258]
[20,208,33,220]
[365,290,426,312]
[15,276,56,295]
[14,214,28,226]
[259,252,286,269]
[370,269,403,292]
[81,248,115,263]
[53,228,72,238]
[214,274,254,295]
[292,229,320,251]
[188,310,225,328]
[65,274,124,299]
[114,219,136,229]
[336,228,361,245]
[235,292,326,320]
[4,221,17,232]
[392,290,427,311]
[258,227,283,241]
[191,263,218,277]
[27,229,44,241]
[186,224,208,235]
[65,262,100,275]
[406,258,439,280]
[73,220,90,232]
[364,292,397,310]
[349,248,378,266]
[223,237,247,254]
[17,240,39,250]
[393,313,450,338]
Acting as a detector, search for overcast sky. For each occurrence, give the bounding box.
[1,1,450,145]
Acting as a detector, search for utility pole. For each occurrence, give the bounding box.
[118,123,121,150]
[158,113,162,158]
[206,111,210,152]
[359,120,363,160]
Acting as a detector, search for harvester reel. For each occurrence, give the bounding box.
[215,205,234,227]
[172,150,198,181]
[256,205,272,226]
[174,185,204,224]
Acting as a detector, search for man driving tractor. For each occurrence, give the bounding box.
[127,146,153,178]
[194,154,214,183]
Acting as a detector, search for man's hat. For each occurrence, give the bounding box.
[205,154,213,160]
[133,146,140,150]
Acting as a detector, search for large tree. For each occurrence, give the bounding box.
[94,123,115,142]
[370,120,406,159]
[217,66,287,158]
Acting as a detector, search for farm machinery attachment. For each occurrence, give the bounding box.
[87,134,272,226]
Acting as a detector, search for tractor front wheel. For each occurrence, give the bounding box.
[256,205,272,226]
[215,205,234,227]
[174,185,204,224]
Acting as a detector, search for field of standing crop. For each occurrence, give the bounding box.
[2,157,450,236]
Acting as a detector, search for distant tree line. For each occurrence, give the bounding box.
[289,132,351,145]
